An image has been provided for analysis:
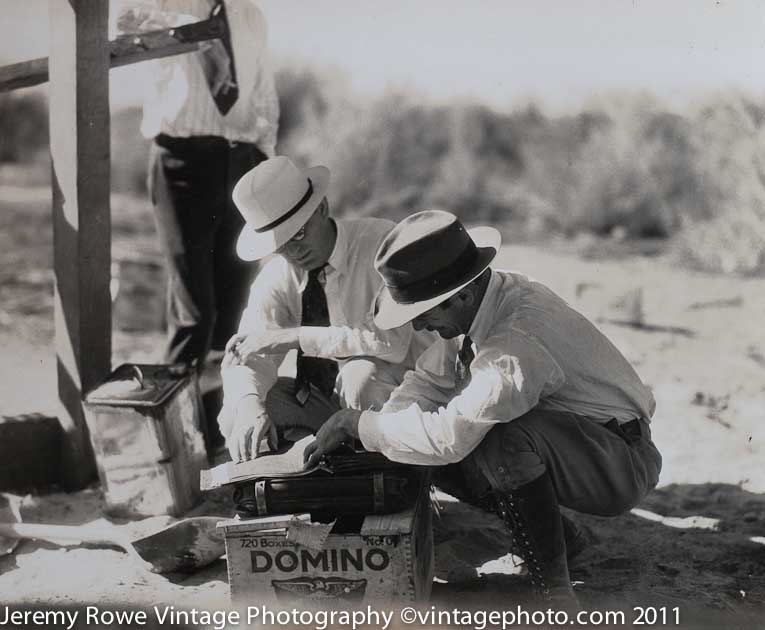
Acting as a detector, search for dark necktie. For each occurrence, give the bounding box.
[203,1,239,115]
[294,266,339,405]
[455,335,475,392]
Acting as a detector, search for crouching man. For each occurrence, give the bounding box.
[305,210,662,605]
[218,157,431,462]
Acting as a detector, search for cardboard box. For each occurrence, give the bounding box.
[219,488,434,605]
[83,364,207,516]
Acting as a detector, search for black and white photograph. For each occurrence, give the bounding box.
[0,1,764,628]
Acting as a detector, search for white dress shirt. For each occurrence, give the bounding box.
[359,269,656,466]
[219,218,433,437]
[114,0,279,155]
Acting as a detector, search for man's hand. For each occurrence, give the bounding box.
[303,409,362,470]
[226,397,278,462]
[225,328,300,365]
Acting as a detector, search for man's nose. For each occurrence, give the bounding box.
[412,317,426,331]
[282,241,304,257]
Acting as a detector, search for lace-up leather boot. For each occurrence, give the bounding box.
[492,472,579,608]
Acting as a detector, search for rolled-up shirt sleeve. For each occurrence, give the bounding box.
[298,320,412,363]
[219,257,299,436]
[380,340,454,414]
[358,328,566,465]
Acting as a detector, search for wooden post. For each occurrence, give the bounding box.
[49,0,112,489]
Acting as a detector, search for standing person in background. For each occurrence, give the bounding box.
[116,0,278,453]
[116,0,279,368]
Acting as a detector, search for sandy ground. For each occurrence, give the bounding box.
[1,186,764,628]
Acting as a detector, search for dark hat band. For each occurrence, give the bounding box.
[253,178,314,233]
[385,241,484,305]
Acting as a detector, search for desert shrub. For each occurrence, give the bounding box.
[342,98,453,218]
[273,65,361,170]
[674,95,765,274]
[0,92,149,195]
[518,96,706,239]
[0,90,49,164]
[567,111,685,237]
[111,106,150,196]
[4,61,763,274]
[508,109,610,235]
[275,66,332,151]
[269,73,765,273]
[279,91,530,226]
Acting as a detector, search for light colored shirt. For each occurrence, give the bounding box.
[359,269,656,466]
[114,0,279,154]
[219,218,432,437]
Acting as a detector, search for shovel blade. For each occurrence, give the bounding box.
[131,516,225,573]
[0,495,21,557]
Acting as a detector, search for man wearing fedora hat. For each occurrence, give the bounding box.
[305,210,662,603]
[218,156,432,462]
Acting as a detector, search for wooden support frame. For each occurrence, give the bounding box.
[49,0,112,488]
[0,2,226,491]
[0,13,224,93]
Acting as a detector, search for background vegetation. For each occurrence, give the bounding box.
[2,64,764,274]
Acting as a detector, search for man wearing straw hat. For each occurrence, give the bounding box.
[305,210,662,604]
[218,156,432,463]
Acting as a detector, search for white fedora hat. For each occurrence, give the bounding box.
[233,156,330,261]
[373,210,501,330]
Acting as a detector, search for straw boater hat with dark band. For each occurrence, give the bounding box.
[233,156,330,261]
[373,210,501,330]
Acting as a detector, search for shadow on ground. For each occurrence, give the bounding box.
[431,483,765,629]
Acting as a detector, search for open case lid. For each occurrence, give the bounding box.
[201,436,319,490]
[85,363,191,408]
[200,436,403,491]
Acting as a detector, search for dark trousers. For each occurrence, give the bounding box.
[436,409,662,517]
[148,134,267,365]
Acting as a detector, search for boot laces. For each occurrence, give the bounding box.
[493,493,551,598]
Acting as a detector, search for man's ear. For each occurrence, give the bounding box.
[458,286,475,307]
[319,197,330,217]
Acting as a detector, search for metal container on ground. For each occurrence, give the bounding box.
[83,363,207,517]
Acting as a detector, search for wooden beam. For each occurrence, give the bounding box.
[49,0,112,489]
[0,15,224,93]
[0,58,49,93]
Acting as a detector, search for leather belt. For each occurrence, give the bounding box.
[606,417,646,445]
[621,418,644,438]
[155,133,255,151]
